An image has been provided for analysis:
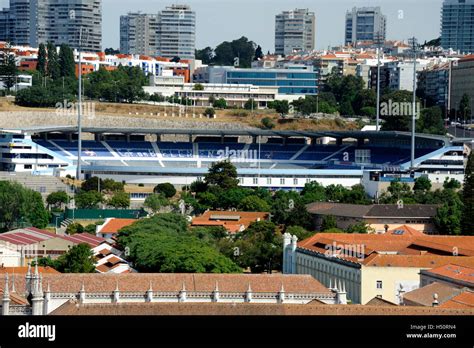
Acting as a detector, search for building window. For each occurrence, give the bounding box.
[238,177,244,184]
[376,281,383,289]
[293,178,298,185]
[280,178,285,185]
[267,178,272,185]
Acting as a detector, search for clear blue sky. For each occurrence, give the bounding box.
[0,0,443,51]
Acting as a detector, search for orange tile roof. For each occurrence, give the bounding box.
[0,266,59,274]
[51,301,474,316]
[192,211,269,234]
[0,273,330,294]
[440,291,474,308]
[99,219,137,235]
[298,232,474,267]
[0,289,29,305]
[363,255,474,268]
[423,264,474,285]
[403,282,461,306]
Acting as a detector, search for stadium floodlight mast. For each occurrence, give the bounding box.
[409,37,418,170]
[76,26,87,182]
[374,32,383,132]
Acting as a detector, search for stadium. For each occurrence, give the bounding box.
[0,126,466,189]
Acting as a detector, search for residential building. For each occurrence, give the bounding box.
[283,230,474,304]
[417,63,450,110]
[120,12,159,56]
[420,264,474,289]
[275,9,315,55]
[96,218,137,240]
[157,4,195,59]
[0,0,102,52]
[345,7,386,46]
[119,5,195,59]
[195,65,318,95]
[0,272,343,315]
[451,55,474,118]
[306,202,440,234]
[369,60,429,92]
[0,7,12,42]
[92,243,135,274]
[441,0,474,53]
[192,211,270,234]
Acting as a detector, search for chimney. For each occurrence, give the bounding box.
[432,293,439,307]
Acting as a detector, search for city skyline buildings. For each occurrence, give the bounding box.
[0,0,102,52]
[345,6,387,46]
[275,8,315,55]
[85,0,442,54]
[120,5,195,59]
[0,0,445,55]
[441,0,474,53]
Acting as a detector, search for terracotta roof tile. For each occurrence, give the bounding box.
[403,282,462,306]
[440,291,474,308]
[422,264,474,286]
[0,273,330,294]
[192,211,269,234]
[50,301,474,316]
[98,219,137,235]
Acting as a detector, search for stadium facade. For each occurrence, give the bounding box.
[0,127,466,190]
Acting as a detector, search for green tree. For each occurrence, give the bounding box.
[204,107,216,118]
[417,106,445,135]
[58,44,76,78]
[204,160,239,190]
[261,117,275,129]
[301,181,326,204]
[413,176,432,192]
[237,221,282,273]
[321,215,337,231]
[461,152,474,235]
[117,214,241,273]
[434,189,463,235]
[254,45,264,60]
[81,177,103,192]
[285,225,314,241]
[268,100,289,114]
[213,98,227,109]
[75,190,103,209]
[443,178,461,190]
[346,221,372,234]
[153,183,177,198]
[66,222,85,235]
[244,98,257,110]
[0,50,18,93]
[25,190,50,229]
[37,43,47,76]
[239,195,270,212]
[195,47,214,64]
[46,191,69,209]
[46,42,60,80]
[459,93,471,123]
[144,194,170,213]
[57,243,96,273]
[101,178,124,193]
[193,83,205,91]
[380,90,418,131]
[108,191,130,209]
[0,181,49,230]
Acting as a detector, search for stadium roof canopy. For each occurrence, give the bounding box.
[0,126,450,144]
